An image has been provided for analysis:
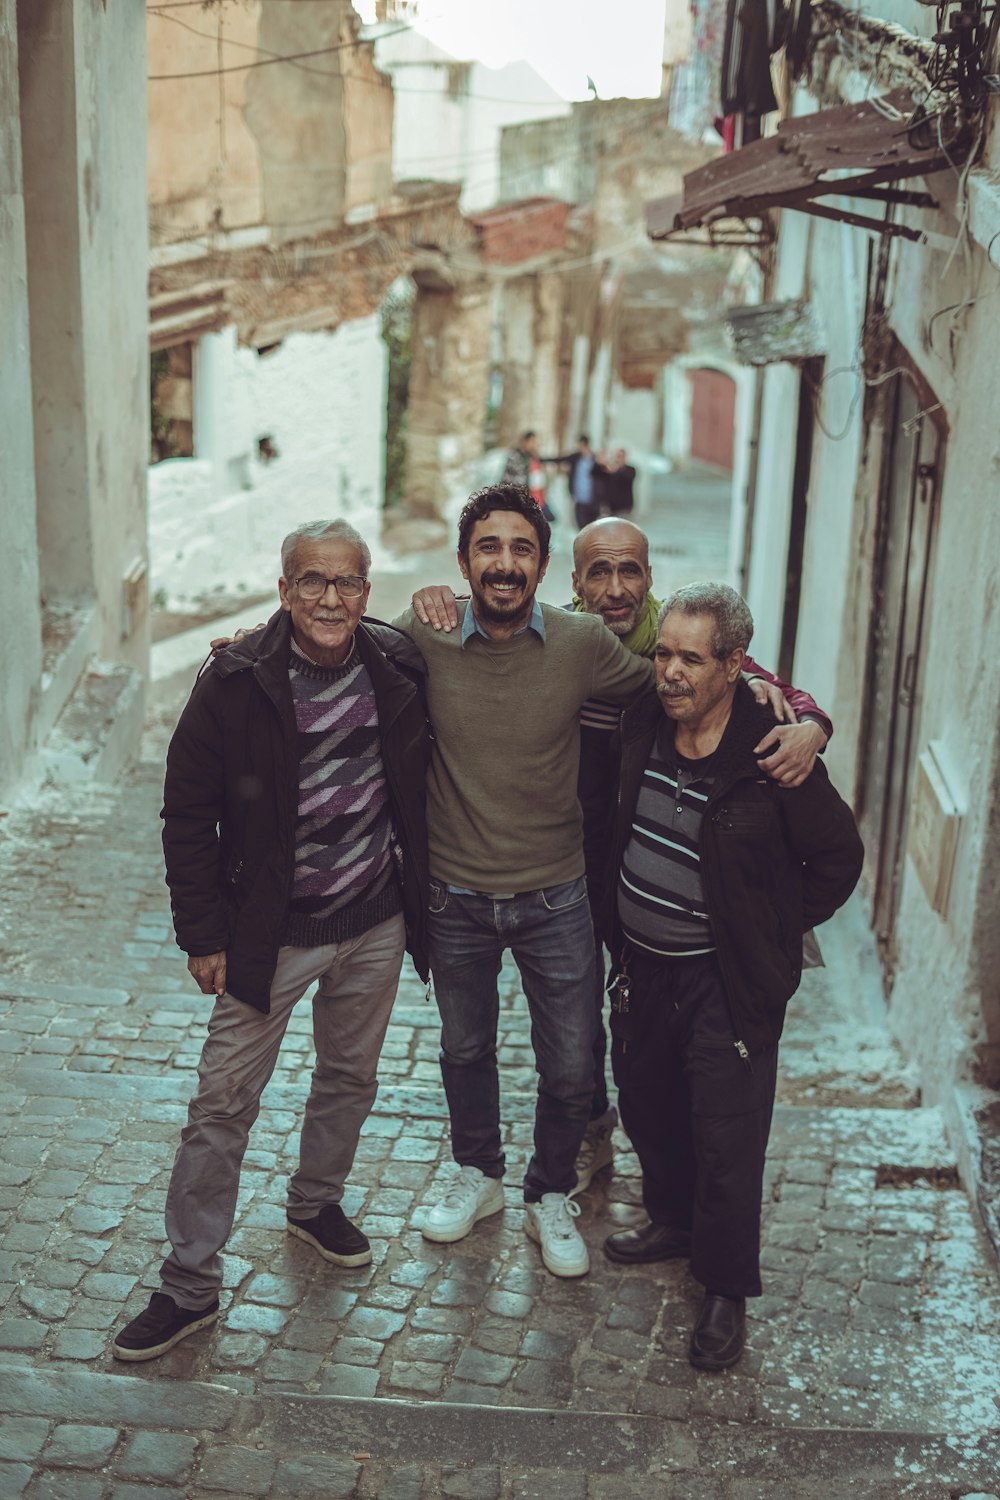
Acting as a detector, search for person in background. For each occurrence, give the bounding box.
[501,430,555,522]
[594,447,637,517]
[552,434,598,530]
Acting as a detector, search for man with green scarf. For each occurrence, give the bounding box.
[411,517,832,1193]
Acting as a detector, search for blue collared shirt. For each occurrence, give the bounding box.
[460,598,546,646]
[574,454,594,503]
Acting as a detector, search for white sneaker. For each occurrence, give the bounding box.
[420,1166,505,1244]
[570,1106,618,1197]
[524,1193,590,1277]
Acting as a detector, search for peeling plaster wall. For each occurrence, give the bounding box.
[0,0,43,798]
[147,3,263,239]
[246,4,349,239]
[405,280,492,518]
[148,1,393,246]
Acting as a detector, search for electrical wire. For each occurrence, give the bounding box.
[148,18,417,78]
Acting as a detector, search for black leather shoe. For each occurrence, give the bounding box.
[603,1221,692,1264]
[689,1293,746,1370]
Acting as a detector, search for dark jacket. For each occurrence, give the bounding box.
[161,610,431,1013]
[550,449,591,499]
[605,681,863,1051]
[594,461,636,515]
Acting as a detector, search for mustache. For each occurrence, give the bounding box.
[482,572,524,587]
[657,683,693,697]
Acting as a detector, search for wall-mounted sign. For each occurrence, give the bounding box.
[907,742,962,917]
[725,299,826,365]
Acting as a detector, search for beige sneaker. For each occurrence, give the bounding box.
[420,1166,505,1243]
[570,1106,618,1197]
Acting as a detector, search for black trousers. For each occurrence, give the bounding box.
[610,948,777,1298]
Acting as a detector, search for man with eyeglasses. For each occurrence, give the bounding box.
[112,519,430,1363]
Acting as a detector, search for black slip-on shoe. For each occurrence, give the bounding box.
[111,1292,219,1363]
[689,1292,746,1371]
[287,1203,372,1266]
[603,1221,692,1264]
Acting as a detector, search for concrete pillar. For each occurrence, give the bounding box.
[405,276,492,518]
[17,0,149,669]
[0,0,43,797]
[194,326,236,500]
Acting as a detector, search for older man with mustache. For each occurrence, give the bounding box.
[602,582,861,1370]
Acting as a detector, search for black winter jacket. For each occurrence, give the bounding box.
[161,610,431,1012]
[604,681,863,1052]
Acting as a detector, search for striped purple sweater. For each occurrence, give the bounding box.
[281,644,401,948]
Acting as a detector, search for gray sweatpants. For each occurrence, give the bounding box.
[160,913,406,1310]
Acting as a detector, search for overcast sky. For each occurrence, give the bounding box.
[355,0,670,100]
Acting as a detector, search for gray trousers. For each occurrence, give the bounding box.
[160,913,406,1309]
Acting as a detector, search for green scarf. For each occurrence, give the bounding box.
[571,590,660,658]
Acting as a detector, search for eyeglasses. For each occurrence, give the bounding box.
[294,573,367,600]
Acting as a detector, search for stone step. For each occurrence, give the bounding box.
[0,1363,996,1496]
[40,661,145,787]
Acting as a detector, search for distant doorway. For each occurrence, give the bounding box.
[689,367,736,470]
[858,364,943,979]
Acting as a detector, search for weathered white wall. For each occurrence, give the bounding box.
[609,384,659,458]
[19,0,149,669]
[743,79,1000,1136]
[373,26,568,211]
[0,0,43,798]
[874,173,1000,1096]
[150,321,390,608]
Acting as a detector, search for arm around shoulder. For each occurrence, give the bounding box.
[588,621,655,702]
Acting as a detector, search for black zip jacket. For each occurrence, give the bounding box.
[161,610,431,1012]
[604,680,863,1052]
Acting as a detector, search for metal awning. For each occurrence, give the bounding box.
[647,92,980,244]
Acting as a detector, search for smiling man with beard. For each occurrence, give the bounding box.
[411,517,834,1200]
[393,484,654,1279]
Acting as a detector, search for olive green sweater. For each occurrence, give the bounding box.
[394,603,654,891]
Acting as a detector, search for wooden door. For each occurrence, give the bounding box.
[858,371,942,968]
[689,367,736,470]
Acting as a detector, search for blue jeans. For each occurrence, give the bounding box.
[428,876,597,1201]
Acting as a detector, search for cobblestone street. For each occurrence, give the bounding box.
[0,478,998,1498]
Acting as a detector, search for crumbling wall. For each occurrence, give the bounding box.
[405,276,492,518]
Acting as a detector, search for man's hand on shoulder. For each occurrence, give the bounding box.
[747,676,797,724]
[188,951,227,997]
[412,585,464,632]
[209,625,266,656]
[754,721,828,788]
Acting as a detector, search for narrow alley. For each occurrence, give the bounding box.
[0,474,997,1498]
